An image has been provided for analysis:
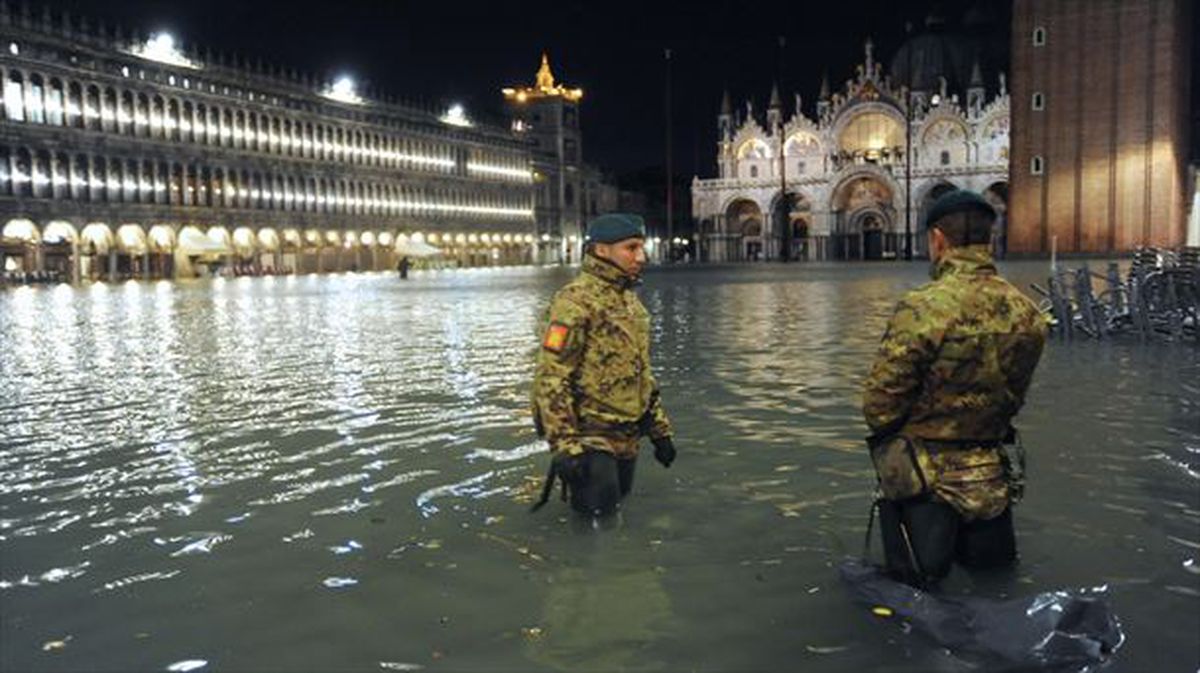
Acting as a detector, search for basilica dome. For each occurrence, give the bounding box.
[888,13,977,94]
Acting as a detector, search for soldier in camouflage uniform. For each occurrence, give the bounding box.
[531,213,676,516]
[863,190,1048,587]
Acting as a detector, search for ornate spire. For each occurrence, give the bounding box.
[864,38,875,74]
[818,71,830,100]
[720,87,732,116]
[967,57,986,117]
[535,52,555,91]
[768,81,781,109]
[969,58,983,87]
[794,92,803,117]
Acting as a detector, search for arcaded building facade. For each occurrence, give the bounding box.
[0,3,542,281]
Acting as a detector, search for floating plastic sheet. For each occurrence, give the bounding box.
[838,557,1124,669]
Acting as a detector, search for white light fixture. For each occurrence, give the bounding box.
[322,76,363,105]
[128,32,200,69]
[439,103,473,128]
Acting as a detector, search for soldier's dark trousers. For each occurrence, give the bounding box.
[568,451,636,516]
[878,497,1016,587]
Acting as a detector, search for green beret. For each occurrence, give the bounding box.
[924,189,996,230]
[586,213,646,243]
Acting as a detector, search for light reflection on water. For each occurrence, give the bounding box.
[1,263,1196,672]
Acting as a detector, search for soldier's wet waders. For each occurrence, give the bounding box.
[877,498,1016,587]
[531,450,637,517]
[868,434,1021,587]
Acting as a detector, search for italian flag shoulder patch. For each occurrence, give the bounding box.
[543,322,570,353]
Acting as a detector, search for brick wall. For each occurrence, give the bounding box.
[1009,0,1191,254]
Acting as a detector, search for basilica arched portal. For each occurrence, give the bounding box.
[831,175,896,260]
[725,198,764,262]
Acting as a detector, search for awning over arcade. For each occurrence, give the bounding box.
[395,239,442,258]
[177,228,231,255]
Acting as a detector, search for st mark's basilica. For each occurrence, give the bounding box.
[693,20,1012,262]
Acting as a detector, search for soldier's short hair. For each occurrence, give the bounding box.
[931,210,995,247]
[924,189,996,247]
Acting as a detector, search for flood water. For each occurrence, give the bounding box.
[1,262,1197,672]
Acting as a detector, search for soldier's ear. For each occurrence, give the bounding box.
[929,227,947,257]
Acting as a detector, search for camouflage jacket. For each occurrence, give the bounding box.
[863,245,1047,518]
[532,253,672,458]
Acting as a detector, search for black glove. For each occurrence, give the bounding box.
[652,436,676,468]
[553,450,588,484]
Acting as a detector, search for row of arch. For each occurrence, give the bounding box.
[729,108,1009,181]
[0,145,533,219]
[710,177,1009,262]
[1,218,542,280]
[0,65,530,180]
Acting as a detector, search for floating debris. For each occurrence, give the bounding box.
[872,606,893,617]
[41,636,71,651]
[166,660,207,672]
[379,663,424,671]
[521,626,544,641]
[322,577,358,588]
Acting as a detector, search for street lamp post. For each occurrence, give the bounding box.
[777,36,791,263]
[903,23,914,261]
[664,48,673,263]
[779,116,790,262]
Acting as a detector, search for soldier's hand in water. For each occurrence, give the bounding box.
[652,436,676,468]
[552,450,588,483]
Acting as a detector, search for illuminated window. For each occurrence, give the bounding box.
[28,75,46,124]
[1032,92,1044,111]
[1031,155,1044,175]
[1033,27,1046,46]
[839,111,904,155]
[8,42,18,56]
[4,71,25,122]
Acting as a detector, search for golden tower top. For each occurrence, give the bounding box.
[503,52,583,103]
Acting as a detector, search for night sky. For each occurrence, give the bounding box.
[55,0,1195,183]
